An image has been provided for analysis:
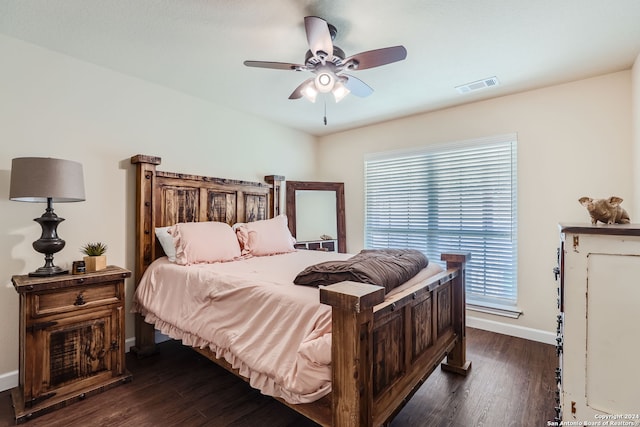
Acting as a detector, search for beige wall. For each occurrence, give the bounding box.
[316,71,634,338]
[0,35,317,381]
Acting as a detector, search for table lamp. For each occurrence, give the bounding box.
[10,157,85,276]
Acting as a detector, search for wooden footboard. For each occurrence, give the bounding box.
[194,253,470,427]
[320,252,471,427]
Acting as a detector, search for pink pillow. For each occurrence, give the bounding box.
[236,215,296,257]
[169,221,241,265]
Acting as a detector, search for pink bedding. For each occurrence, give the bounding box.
[132,250,442,404]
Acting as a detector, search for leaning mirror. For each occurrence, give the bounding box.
[285,181,346,253]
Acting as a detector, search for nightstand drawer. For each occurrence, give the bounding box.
[33,282,121,317]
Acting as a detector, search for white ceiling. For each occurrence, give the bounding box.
[2,0,640,136]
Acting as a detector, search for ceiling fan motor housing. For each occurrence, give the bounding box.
[304,46,345,66]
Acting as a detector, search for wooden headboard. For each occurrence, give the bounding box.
[130,155,284,284]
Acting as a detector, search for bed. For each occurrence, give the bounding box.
[130,154,471,427]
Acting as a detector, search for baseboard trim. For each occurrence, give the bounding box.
[467,315,556,345]
[0,369,18,393]
[125,336,136,353]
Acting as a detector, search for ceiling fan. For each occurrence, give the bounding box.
[243,16,407,103]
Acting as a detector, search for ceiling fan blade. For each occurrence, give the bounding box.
[244,60,305,71]
[343,45,407,70]
[288,78,315,100]
[342,74,374,97]
[304,16,333,59]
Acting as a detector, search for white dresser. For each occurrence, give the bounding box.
[556,224,640,423]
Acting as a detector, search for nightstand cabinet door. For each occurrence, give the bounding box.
[12,266,132,423]
[25,306,122,406]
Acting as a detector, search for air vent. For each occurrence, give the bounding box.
[455,76,500,94]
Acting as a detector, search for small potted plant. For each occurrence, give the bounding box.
[81,242,108,272]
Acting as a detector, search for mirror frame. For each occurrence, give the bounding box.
[285,181,346,253]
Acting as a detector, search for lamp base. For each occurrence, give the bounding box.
[29,265,69,277]
[31,200,68,277]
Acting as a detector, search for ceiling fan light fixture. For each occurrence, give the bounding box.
[332,82,350,103]
[301,81,318,103]
[315,72,335,93]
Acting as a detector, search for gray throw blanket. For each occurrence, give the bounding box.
[294,249,428,293]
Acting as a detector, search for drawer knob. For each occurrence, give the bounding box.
[74,293,86,306]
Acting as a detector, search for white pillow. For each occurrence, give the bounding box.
[155,226,176,262]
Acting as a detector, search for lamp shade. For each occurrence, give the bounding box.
[10,157,85,203]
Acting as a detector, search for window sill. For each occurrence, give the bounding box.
[466,303,522,319]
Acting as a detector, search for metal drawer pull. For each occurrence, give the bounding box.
[74,293,86,306]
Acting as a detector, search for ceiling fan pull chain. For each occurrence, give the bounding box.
[324,100,328,125]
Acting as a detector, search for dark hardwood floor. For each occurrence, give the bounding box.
[0,328,556,427]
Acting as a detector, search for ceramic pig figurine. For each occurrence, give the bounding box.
[578,196,630,225]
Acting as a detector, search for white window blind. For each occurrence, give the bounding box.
[364,134,518,309]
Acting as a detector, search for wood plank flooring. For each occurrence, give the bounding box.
[0,328,556,427]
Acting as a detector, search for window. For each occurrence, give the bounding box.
[364,134,518,315]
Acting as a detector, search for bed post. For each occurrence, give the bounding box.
[320,281,386,427]
[440,252,472,375]
[130,154,162,357]
[264,175,285,218]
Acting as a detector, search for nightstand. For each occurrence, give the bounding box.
[11,266,132,423]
